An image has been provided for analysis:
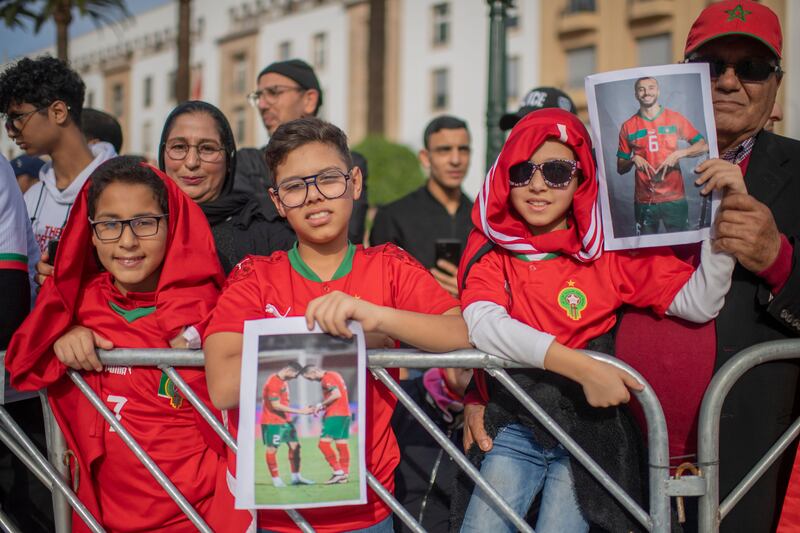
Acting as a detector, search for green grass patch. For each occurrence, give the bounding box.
[254,435,361,506]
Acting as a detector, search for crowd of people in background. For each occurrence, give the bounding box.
[0,1,798,532]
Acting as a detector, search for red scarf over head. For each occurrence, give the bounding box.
[462,108,602,284]
[7,163,224,389]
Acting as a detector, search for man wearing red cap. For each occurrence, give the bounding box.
[613,2,800,532]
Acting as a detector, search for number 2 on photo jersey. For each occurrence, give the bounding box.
[648,134,659,153]
[107,394,128,432]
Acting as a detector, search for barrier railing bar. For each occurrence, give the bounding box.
[0,406,104,533]
[0,424,53,491]
[67,370,212,533]
[487,367,654,530]
[366,473,425,533]
[370,367,534,533]
[39,392,72,533]
[158,368,315,532]
[160,366,237,450]
[720,410,800,519]
[0,507,22,533]
[697,339,800,533]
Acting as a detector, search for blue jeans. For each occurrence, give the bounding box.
[460,423,589,533]
[258,514,392,533]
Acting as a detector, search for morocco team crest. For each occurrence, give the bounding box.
[158,371,184,408]
[558,280,587,321]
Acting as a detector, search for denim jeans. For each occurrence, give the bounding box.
[460,423,589,533]
[258,514,393,533]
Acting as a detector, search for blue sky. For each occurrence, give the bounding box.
[0,0,171,61]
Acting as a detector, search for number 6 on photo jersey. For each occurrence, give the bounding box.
[107,395,128,432]
[648,134,659,153]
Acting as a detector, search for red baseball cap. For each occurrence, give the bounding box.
[684,0,782,59]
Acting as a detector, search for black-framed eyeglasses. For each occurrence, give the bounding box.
[509,159,581,189]
[3,106,48,135]
[272,169,351,208]
[164,142,225,163]
[686,56,782,82]
[247,85,304,108]
[88,214,168,242]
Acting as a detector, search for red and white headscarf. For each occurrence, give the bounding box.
[472,108,603,262]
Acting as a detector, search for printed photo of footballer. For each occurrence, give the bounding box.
[586,63,720,250]
[240,324,366,510]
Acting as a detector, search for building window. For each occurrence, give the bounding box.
[564,0,596,14]
[111,83,124,118]
[233,106,246,144]
[566,46,595,88]
[506,55,521,102]
[233,53,247,94]
[168,71,176,102]
[432,3,449,46]
[432,68,449,110]
[143,76,153,108]
[278,41,292,61]
[142,121,153,156]
[312,32,327,70]
[637,33,672,67]
[506,4,520,30]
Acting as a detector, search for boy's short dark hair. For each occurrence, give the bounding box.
[88,156,168,218]
[0,56,85,126]
[286,362,303,372]
[423,115,469,149]
[264,117,352,184]
[82,108,123,153]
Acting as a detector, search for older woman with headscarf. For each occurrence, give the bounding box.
[158,100,294,273]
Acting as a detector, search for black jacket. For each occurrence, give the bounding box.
[711,130,800,533]
[370,185,473,269]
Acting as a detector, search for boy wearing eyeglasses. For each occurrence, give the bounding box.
[204,117,469,533]
[616,76,709,235]
[455,109,741,532]
[0,56,116,282]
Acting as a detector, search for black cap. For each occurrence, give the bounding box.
[258,59,323,108]
[499,87,577,130]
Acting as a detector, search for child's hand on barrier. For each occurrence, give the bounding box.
[695,159,747,197]
[53,325,114,372]
[305,290,381,338]
[578,357,644,408]
[463,403,493,452]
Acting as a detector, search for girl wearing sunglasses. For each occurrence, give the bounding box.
[455,109,743,532]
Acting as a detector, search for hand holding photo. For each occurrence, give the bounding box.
[586,63,723,250]
[235,317,366,510]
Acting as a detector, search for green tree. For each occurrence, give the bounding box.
[354,135,425,207]
[1,0,129,61]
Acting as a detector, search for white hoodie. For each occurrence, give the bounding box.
[24,141,117,255]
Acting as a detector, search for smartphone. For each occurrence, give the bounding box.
[435,239,462,267]
[46,239,59,266]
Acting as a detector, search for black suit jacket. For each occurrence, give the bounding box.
[714,129,800,533]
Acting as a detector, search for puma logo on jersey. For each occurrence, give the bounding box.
[265,303,291,318]
[105,366,131,376]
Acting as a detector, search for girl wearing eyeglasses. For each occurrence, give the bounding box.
[158,101,295,273]
[6,156,251,532]
[455,109,742,532]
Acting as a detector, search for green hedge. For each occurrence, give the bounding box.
[354,135,425,207]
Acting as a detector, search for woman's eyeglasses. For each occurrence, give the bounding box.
[272,169,351,208]
[164,142,225,163]
[508,159,581,189]
[686,56,782,82]
[89,214,168,242]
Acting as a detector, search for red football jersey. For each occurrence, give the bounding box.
[206,243,458,533]
[617,107,703,204]
[461,247,694,349]
[262,374,290,425]
[321,371,350,418]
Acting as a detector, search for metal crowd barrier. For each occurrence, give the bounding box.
[0,340,798,533]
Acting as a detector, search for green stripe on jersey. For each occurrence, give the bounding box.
[109,301,157,323]
[657,125,677,134]
[288,241,356,282]
[689,133,704,143]
[0,253,27,262]
[627,129,648,141]
[617,150,632,160]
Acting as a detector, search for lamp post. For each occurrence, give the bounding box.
[485,0,513,172]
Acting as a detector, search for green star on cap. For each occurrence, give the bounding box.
[725,4,751,22]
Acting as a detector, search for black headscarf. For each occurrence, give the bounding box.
[158,100,251,226]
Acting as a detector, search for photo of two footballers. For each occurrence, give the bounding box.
[252,332,364,508]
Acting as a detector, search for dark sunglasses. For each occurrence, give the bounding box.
[509,159,581,189]
[686,56,782,82]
